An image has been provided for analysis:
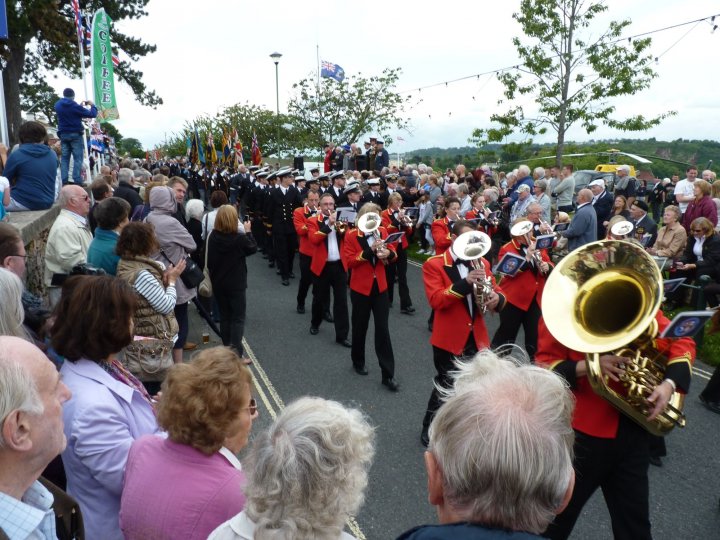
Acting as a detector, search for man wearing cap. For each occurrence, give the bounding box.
[589,178,613,240]
[379,174,399,210]
[342,182,363,214]
[327,172,346,202]
[510,184,533,223]
[54,88,98,185]
[374,140,390,171]
[267,168,301,285]
[629,200,658,246]
[362,178,382,207]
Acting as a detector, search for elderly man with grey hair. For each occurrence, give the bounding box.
[0,336,75,539]
[44,184,93,306]
[399,350,575,539]
[510,183,533,223]
[114,167,143,211]
[559,188,597,251]
[613,164,637,208]
[209,396,375,540]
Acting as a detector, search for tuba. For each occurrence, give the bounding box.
[542,239,685,436]
[453,230,493,313]
[358,212,388,263]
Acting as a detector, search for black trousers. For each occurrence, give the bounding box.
[544,416,652,540]
[311,261,349,341]
[701,364,720,401]
[490,297,541,360]
[703,282,720,308]
[296,253,313,306]
[350,282,395,379]
[216,287,247,357]
[386,247,412,309]
[274,230,298,279]
[422,333,477,431]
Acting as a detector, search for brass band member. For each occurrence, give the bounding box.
[293,191,319,314]
[420,220,506,446]
[430,196,461,255]
[342,203,399,391]
[381,192,415,314]
[307,193,350,347]
[490,220,552,360]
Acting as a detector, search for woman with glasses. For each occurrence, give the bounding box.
[121,346,257,540]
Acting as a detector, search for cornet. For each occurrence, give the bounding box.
[511,221,546,274]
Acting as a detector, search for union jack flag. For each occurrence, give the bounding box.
[71,0,83,43]
[321,60,345,83]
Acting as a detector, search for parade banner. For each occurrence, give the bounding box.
[91,8,119,120]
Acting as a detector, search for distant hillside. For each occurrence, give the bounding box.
[406,139,720,178]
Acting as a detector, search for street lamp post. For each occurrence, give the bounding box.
[270,52,282,157]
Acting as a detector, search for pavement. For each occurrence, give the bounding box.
[185,250,720,540]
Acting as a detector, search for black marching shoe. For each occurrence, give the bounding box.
[648,456,663,467]
[296,304,305,314]
[309,326,319,335]
[281,279,290,286]
[336,338,352,348]
[354,365,369,376]
[700,393,720,415]
[323,311,334,323]
[382,378,400,392]
[401,306,415,315]
[289,272,296,279]
[268,261,275,268]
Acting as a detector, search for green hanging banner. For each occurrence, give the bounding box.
[91,8,119,121]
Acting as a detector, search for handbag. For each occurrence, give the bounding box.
[198,216,213,298]
[122,336,174,382]
[160,249,203,289]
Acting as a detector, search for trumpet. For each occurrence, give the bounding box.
[453,230,493,312]
[397,208,413,227]
[510,221,547,273]
[358,212,389,264]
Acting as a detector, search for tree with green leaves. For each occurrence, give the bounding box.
[472,0,674,166]
[117,137,144,159]
[2,0,162,143]
[288,67,409,149]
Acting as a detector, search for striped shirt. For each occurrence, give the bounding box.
[134,270,177,314]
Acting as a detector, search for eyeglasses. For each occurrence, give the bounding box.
[73,195,90,201]
[244,398,258,416]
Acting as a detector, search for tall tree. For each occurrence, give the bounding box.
[288,67,409,149]
[472,0,673,166]
[1,0,162,143]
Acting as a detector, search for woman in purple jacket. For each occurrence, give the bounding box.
[120,347,257,540]
[682,180,718,233]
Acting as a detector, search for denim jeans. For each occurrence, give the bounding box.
[60,132,85,184]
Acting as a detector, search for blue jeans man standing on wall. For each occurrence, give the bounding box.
[60,132,86,185]
[54,88,98,185]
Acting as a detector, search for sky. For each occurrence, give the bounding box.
[51,0,720,154]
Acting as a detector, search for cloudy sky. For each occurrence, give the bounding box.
[53,0,719,153]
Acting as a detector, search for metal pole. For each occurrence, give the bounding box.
[0,69,9,145]
[274,61,279,157]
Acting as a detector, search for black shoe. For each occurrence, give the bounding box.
[289,272,296,279]
[297,304,305,314]
[354,365,369,375]
[268,261,275,268]
[428,322,433,332]
[401,307,415,315]
[700,394,720,414]
[420,427,430,447]
[336,338,352,348]
[323,312,334,323]
[309,326,319,335]
[648,456,663,467]
[282,279,290,286]
[382,377,400,392]
[389,302,393,308]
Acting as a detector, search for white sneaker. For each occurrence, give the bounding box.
[418,249,427,254]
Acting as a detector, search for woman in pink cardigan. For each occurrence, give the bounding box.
[120,347,258,540]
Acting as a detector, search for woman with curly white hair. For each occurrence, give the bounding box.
[209,396,375,540]
[0,267,27,339]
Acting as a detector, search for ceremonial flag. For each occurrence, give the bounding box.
[321,60,345,83]
[222,131,232,164]
[91,8,119,120]
[186,135,192,159]
[251,131,262,166]
[206,132,218,165]
[233,128,244,167]
[191,127,205,164]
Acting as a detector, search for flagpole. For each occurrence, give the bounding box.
[75,13,93,183]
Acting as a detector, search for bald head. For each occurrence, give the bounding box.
[576,189,593,204]
[58,185,91,217]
